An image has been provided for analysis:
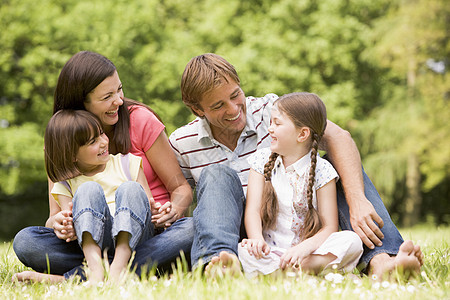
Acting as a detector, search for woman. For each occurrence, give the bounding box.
[13,51,194,282]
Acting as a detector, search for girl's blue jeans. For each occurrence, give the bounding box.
[13,182,193,279]
[190,164,403,271]
[72,181,151,254]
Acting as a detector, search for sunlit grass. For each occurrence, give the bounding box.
[0,225,448,299]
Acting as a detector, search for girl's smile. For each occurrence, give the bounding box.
[268,104,311,167]
[76,132,110,176]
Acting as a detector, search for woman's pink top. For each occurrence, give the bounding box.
[129,105,170,205]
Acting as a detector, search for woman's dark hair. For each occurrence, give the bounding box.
[261,92,327,240]
[45,110,103,182]
[53,51,162,154]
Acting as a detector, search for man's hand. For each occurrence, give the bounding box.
[349,197,384,249]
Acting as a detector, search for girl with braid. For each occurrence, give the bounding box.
[238,92,363,277]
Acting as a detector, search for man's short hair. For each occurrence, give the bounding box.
[181,53,240,116]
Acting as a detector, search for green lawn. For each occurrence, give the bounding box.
[1,225,448,299]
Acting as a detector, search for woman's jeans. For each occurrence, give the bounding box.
[13,182,193,279]
[190,164,403,270]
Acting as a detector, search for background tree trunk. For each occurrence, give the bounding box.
[403,152,422,227]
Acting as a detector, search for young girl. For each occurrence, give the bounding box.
[238,92,363,277]
[13,51,193,283]
[44,110,170,283]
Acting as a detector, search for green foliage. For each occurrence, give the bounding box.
[355,0,450,222]
[0,0,448,238]
[0,123,45,195]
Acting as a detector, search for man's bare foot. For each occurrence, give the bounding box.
[412,243,424,266]
[204,251,242,279]
[12,271,65,283]
[368,240,422,281]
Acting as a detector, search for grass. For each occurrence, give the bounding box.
[0,225,448,300]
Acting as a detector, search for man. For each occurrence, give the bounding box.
[169,53,422,279]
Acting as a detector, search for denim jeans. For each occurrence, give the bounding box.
[72,181,153,253]
[336,169,404,271]
[13,182,194,279]
[191,164,245,268]
[191,164,404,270]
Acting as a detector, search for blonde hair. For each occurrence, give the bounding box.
[261,92,327,240]
[45,110,103,182]
[181,53,240,116]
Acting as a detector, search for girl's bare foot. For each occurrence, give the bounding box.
[109,261,128,283]
[369,240,421,281]
[82,232,105,284]
[88,265,105,284]
[204,251,242,279]
[108,234,132,283]
[12,271,65,283]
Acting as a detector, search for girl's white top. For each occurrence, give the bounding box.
[248,147,339,248]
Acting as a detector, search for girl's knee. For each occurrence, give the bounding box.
[116,181,144,199]
[342,230,363,255]
[73,182,107,212]
[117,181,141,191]
[78,181,103,192]
[115,181,148,207]
[74,182,103,201]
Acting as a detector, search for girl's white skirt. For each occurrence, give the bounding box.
[238,230,363,278]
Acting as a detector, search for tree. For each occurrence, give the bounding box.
[1,0,447,239]
[357,0,450,225]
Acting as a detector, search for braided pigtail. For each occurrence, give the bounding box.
[272,92,328,240]
[261,152,279,230]
[302,132,323,239]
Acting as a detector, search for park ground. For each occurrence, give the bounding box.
[0,225,448,300]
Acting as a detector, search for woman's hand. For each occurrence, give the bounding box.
[240,238,270,259]
[52,210,77,242]
[47,180,77,242]
[150,199,180,228]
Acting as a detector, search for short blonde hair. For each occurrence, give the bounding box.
[181,53,240,116]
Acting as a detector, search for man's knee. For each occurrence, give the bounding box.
[199,164,241,188]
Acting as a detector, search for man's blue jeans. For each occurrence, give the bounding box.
[336,168,404,270]
[191,165,245,268]
[191,164,403,270]
[13,183,194,279]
